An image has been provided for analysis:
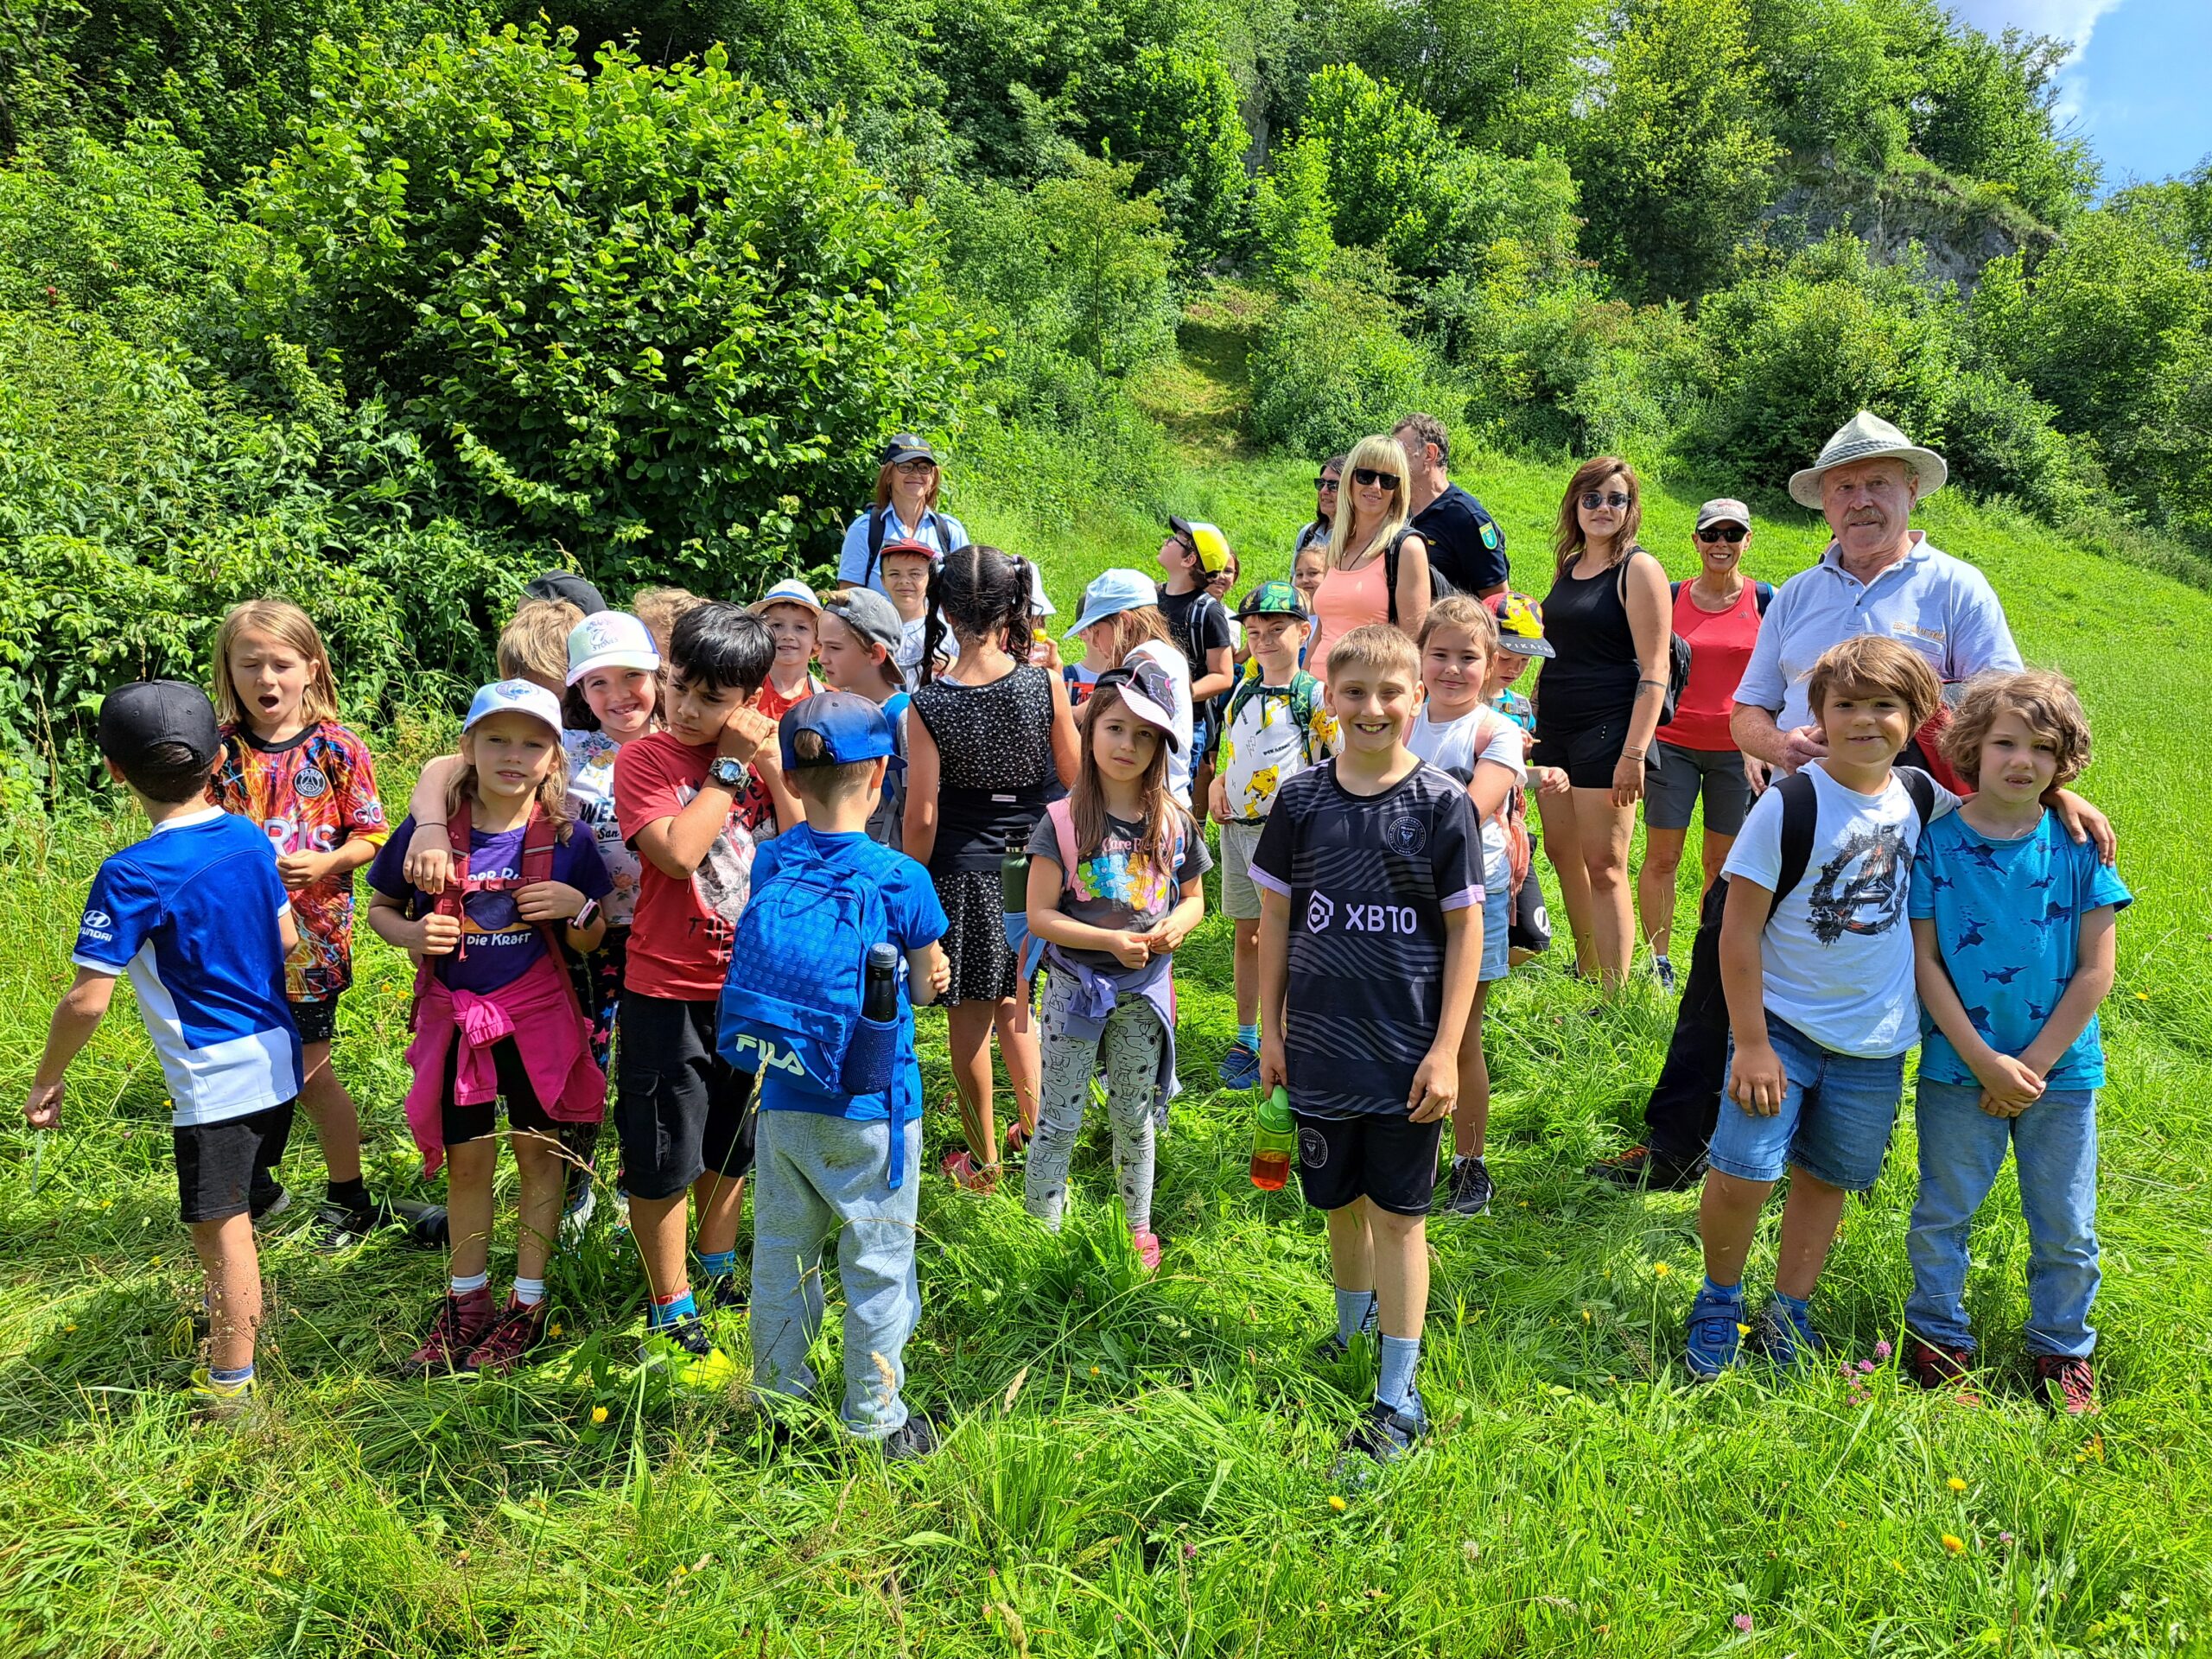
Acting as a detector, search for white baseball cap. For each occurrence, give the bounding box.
[464,679,566,740]
[565,610,661,686]
[751,577,823,617]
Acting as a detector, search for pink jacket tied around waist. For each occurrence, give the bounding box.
[403,951,606,1175]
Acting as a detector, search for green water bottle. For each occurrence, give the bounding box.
[1249,1084,1294,1191]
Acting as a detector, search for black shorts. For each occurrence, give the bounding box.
[1510,864,1553,953]
[1293,1110,1444,1217]
[615,991,757,1199]
[290,994,340,1046]
[175,1101,296,1224]
[441,1035,561,1146]
[1531,711,1644,791]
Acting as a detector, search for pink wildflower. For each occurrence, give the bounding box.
[1874,1339,1893,1360]
[1733,1614,1754,1632]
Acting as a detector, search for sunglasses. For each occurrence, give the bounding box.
[1314,475,1340,490]
[1697,524,1748,543]
[1580,491,1631,510]
[1352,467,1400,490]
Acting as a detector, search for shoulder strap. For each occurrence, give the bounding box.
[1754,579,1774,616]
[1669,579,1681,601]
[1898,765,1936,833]
[1383,526,1414,626]
[1770,770,1820,917]
[520,806,558,886]
[1046,796,1078,893]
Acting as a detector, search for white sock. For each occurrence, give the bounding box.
[512,1276,547,1307]
[450,1271,489,1295]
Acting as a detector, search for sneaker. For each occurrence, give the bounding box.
[703,1274,749,1313]
[941,1150,998,1193]
[250,1183,292,1225]
[1587,1144,1704,1192]
[639,1315,737,1392]
[2033,1353,2098,1416]
[406,1204,451,1249]
[188,1367,257,1421]
[1684,1287,1745,1380]
[1216,1039,1262,1091]
[463,1297,550,1375]
[1313,1301,1380,1364]
[1442,1156,1493,1217]
[879,1414,939,1462]
[1653,955,1676,994]
[1336,1392,1427,1471]
[1751,1297,1826,1370]
[401,1287,497,1379]
[1906,1336,1981,1405]
[1128,1228,1162,1273]
[561,1179,597,1238]
[309,1193,399,1252]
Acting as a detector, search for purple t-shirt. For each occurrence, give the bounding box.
[368,813,612,995]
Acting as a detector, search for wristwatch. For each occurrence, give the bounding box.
[574,898,601,930]
[707,755,747,790]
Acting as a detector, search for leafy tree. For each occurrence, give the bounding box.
[1745,0,1917,174]
[1247,271,1465,456]
[1103,42,1253,263]
[1910,22,2097,226]
[1252,133,1336,289]
[1315,0,1600,156]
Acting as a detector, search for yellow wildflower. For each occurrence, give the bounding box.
[1942,1534,1966,1554]
[1328,1496,1347,1513]
[1947,1477,1967,1493]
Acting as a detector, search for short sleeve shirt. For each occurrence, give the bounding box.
[368,814,611,995]
[836,507,968,596]
[1408,704,1525,894]
[1250,761,1482,1120]
[73,809,302,1127]
[564,729,643,929]
[1910,810,2132,1089]
[613,732,775,1001]
[1157,585,1232,683]
[1411,484,1509,594]
[1218,670,1338,822]
[210,721,388,1001]
[753,826,949,1125]
[1027,807,1211,972]
[1721,762,1960,1058]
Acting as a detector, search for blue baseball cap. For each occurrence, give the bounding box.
[464,678,566,739]
[1065,568,1159,638]
[779,690,902,772]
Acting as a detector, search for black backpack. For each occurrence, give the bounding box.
[1382,526,1459,624]
[1756,765,1936,918]
[862,506,952,587]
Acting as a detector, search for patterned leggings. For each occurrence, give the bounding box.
[1024,970,1162,1233]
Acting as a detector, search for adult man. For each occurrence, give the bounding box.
[1593,411,2109,1192]
[1394,414,1509,599]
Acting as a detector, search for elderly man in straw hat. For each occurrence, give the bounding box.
[1592,411,2114,1195]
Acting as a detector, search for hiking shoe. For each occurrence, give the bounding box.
[1442,1156,1493,1217]
[463,1297,550,1375]
[2033,1353,2098,1416]
[1129,1228,1163,1273]
[308,1193,400,1252]
[1906,1336,1980,1404]
[704,1274,749,1313]
[880,1414,939,1462]
[1684,1287,1745,1380]
[189,1367,258,1421]
[1588,1144,1704,1192]
[1751,1297,1826,1370]
[1336,1393,1427,1473]
[1216,1039,1262,1091]
[560,1179,596,1239]
[639,1316,736,1392]
[401,1287,496,1379]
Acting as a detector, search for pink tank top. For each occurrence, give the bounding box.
[1307,556,1391,684]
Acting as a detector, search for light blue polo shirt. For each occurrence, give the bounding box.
[1734,533,2021,732]
[836,505,969,596]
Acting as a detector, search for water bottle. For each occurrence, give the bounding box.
[999,848,1030,913]
[841,943,903,1096]
[1249,1084,1294,1191]
[861,943,899,1021]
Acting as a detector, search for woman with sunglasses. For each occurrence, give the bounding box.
[1306,435,1432,683]
[1292,455,1344,561]
[1530,456,1671,992]
[837,434,969,598]
[1634,499,1775,991]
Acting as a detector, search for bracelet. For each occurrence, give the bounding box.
[417,819,446,830]
[1637,678,1668,691]
[1621,748,1646,761]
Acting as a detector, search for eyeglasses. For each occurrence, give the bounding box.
[1580,492,1631,511]
[1696,524,1748,543]
[1351,467,1400,490]
[1313,476,1340,491]
[892,458,937,475]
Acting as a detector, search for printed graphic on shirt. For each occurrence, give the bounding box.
[1219,671,1335,821]
[563,729,641,928]
[1806,822,1910,944]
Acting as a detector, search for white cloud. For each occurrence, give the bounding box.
[1942,0,2125,57]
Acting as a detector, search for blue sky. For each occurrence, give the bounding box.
[1948,0,2212,188]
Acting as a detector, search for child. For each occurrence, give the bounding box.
[1484,592,1560,963]
[1255,626,1484,1467]
[1905,671,2127,1414]
[1291,543,1328,667]
[612,602,784,1379]
[1192,548,1244,820]
[723,693,951,1457]
[1024,663,1209,1268]
[753,578,828,722]
[1206,581,1337,1090]
[28,681,302,1413]
[816,586,911,848]
[367,681,611,1376]
[632,585,705,661]
[874,537,939,690]
[1688,636,1954,1378]
[906,545,1079,1186]
[1407,599,1526,1217]
[1064,569,1195,805]
[1156,517,1236,772]
[207,601,391,1247]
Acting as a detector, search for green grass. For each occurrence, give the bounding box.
[5,414,2212,1654]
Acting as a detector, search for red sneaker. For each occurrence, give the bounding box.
[402,1287,496,1378]
[463,1297,550,1376]
[1129,1228,1162,1273]
[2034,1353,2098,1416]
[1906,1336,1981,1406]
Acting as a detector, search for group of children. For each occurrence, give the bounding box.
[24,493,2126,1460]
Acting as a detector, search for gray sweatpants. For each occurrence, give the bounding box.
[749,1107,921,1440]
[1023,969,1163,1233]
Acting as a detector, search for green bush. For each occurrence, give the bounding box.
[1247,270,1465,457]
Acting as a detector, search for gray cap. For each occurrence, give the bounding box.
[1695,499,1751,531]
[822,586,905,652]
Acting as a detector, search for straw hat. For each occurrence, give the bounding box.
[1788,411,1947,509]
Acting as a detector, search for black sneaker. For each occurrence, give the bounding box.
[250,1181,291,1224]
[1587,1144,1704,1192]
[1653,955,1677,994]
[880,1414,939,1462]
[1336,1392,1427,1473]
[309,1194,400,1252]
[406,1204,451,1249]
[704,1274,749,1313]
[1442,1156,1493,1217]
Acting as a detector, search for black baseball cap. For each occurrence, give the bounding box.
[97,679,221,772]
[524,571,607,614]
[879,433,937,467]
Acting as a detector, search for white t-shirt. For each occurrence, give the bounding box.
[1720,761,1959,1058]
[1128,639,1195,807]
[1408,704,1524,895]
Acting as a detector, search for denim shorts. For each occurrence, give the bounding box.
[1479,879,1510,982]
[1707,1014,1905,1191]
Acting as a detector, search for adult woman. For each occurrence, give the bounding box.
[1292,455,1344,561]
[1305,435,1431,680]
[1634,499,1770,990]
[836,434,969,596]
[1530,457,1670,992]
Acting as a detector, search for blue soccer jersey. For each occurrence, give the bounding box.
[72,808,302,1127]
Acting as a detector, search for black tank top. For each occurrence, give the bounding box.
[1537,549,1647,729]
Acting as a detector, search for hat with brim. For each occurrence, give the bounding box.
[1694,499,1752,531]
[1166,515,1231,576]
[465,679,566,741]
[876,536,938,565]
[1065,568,1159,638]
[1484,592,1554,658]
[566,610,661,686]
[779,690,903,772]
[751,577,823,618]
[821,587,905,654]
[1236,579,1309,622]
[1090,660,1182,753]
[879,434,937,467]
[1787,411,1947,510]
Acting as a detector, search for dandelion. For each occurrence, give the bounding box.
[1942,1534,1966,1554]
[1835,1519,1847,1530]
[63,1323,76,1333]
[1090,1365,1101,1376]
[1874,1339,1893,1360]
[2134,991,2149,1001]
[1329,1496,1348,1513]
[1653,1262,1672,1278]
[591,1406,608,1424]
[1732,1613,1754,1633]
[549,1323,563,1338]
[1737,1323,1751,1337]
[1947,1477,1967,1493]
[1582,1308,1592,1322]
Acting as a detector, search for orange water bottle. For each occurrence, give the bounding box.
[1249,1084,1294,1191]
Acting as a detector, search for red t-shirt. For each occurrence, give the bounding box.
[1659,581,1764,752]
[613,732,775,1001]
[754,672,824,723]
